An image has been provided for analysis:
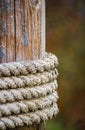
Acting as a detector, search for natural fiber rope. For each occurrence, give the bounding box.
[0,69,58,90]
[0,52,59,129]
[0,103,59,130]
[0,53,58,77]
[0,92,58,118]
[0,81,57,103]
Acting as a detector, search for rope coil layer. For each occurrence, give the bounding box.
[0,52,59,129]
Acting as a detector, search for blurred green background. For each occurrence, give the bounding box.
[46,0,85,130]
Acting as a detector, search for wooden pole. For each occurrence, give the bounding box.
[0,0,45,130]
[41,0,46,57]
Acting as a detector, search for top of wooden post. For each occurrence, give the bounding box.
[0,0,45,63]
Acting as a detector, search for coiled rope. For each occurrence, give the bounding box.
[0,52,59,129]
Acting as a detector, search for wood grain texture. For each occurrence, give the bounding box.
[6,0,15,62]
[30,0,39,60]
[15,0,24,61]
[41,0,45,57]
[0,0,45,62]
[0,0,7,63]
[15,0,42,61]
[37,7,41,58]
[23,0,32,60]
[0,0,45,130]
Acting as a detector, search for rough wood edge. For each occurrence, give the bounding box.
[41,0,46,57]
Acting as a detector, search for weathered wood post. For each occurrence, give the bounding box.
[0,0,58,130]
[0,0,45,62]
[0,0,45,129]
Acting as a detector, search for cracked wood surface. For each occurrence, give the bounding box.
[0,0,45,130]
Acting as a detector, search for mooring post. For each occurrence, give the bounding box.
[0,0,45,130]
[0,1,59,130]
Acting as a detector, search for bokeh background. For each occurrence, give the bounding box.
[46,0,85,130]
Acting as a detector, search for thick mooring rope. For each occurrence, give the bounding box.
[0,52,59,129]
[0,92,58,118]
[0,69,58,90]
[0,81,57,103]
[0,103,59,130]
[0,53,58,77]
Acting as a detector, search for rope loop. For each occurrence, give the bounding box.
[0,52,59,129]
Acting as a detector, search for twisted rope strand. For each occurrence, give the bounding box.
[0,52,59,129]
[0,81,57,103]
[0,53,58,77]
[0,92,58,117]
[0,69,58,90]
[0,103,59,130]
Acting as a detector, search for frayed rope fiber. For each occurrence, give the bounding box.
[0,52,59,129]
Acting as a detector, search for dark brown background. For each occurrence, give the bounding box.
[46,0,85,130]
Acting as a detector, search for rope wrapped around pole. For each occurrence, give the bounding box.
[0,52,59,130]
